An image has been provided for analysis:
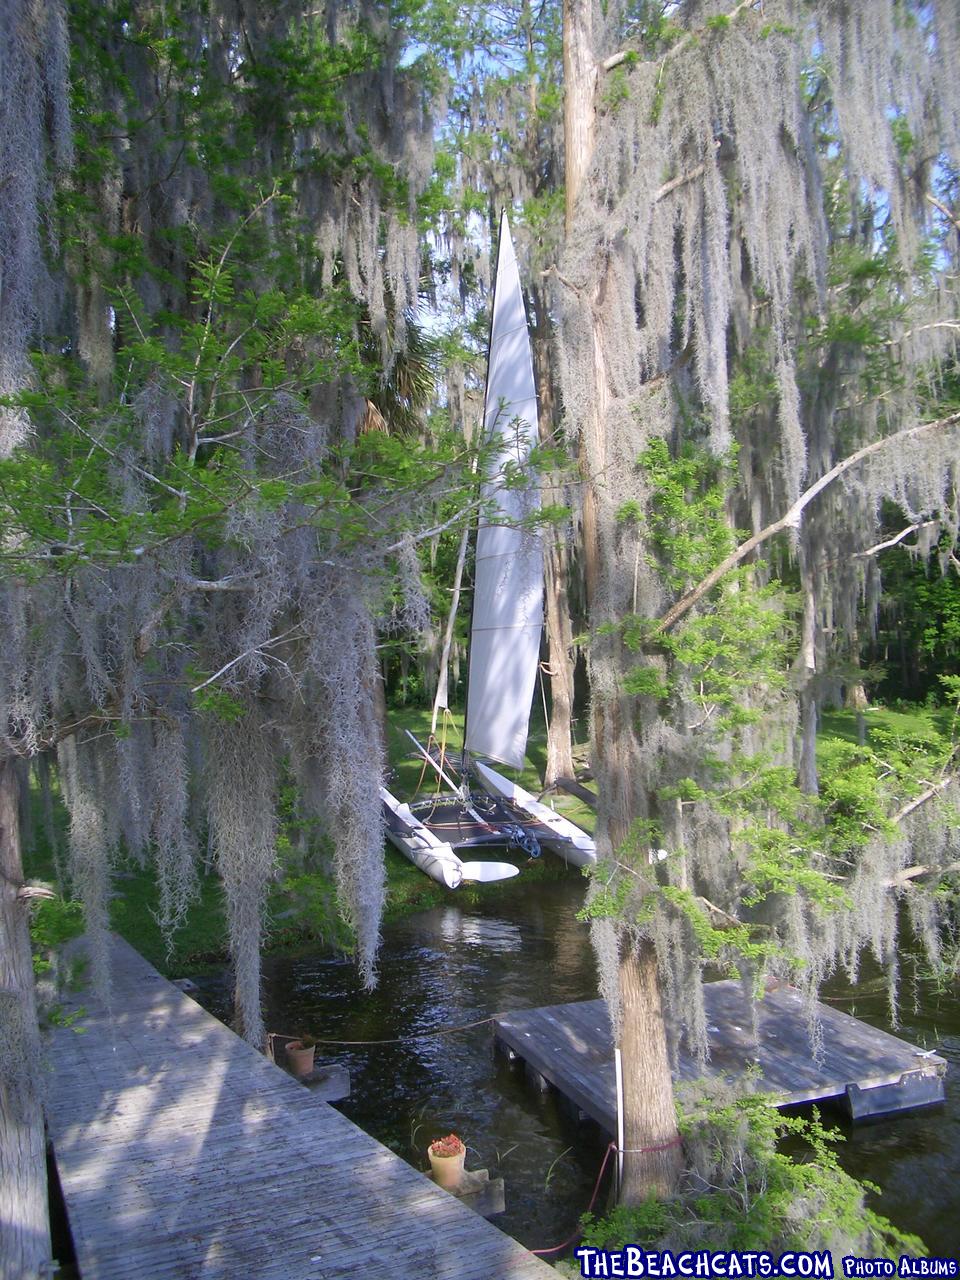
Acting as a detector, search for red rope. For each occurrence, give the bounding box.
[530,1135,683,1258]
[531,1141,617,1257]
[619,1135,683,1154]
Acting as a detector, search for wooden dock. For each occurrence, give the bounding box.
[492,982,946,1132]
[45,936,556,1280]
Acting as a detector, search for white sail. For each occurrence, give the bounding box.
[464,212,542,769]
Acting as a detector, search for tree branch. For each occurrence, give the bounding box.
[926,192,960,235]
[886,858,960,889]
[601,0,762,73]
[189,625,305,694]
[383,498,485,554]
[58,411,186,501]
[854,520,939,559]
[654,157,712,203]
[887,320,960,344]
[658,412,960,633]
[540,263,583,298]
[890,771,959,826]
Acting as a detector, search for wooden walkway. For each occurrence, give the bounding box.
[493,982,946,1134]
[45,936,556,1280]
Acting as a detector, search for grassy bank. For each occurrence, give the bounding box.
[24,701,593,978]
[29,698,949,979]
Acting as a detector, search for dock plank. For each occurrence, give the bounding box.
[493,982,945,1135]
[46,936,555,1280]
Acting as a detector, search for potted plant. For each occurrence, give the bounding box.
[427,1133,466,1190]
[285,1035,316,1078]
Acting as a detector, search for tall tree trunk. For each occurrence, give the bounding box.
[562,0,597,228]
[432,519,472,735]
[542,538,577,784]
[797,554,819,796]
[563,0,681,1202]
[0,756,52,1280]
[618,940,684,1202]
[563,0,601,611]
[531,281,577,785]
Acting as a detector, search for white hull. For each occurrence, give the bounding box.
[380,787,520,888]
[473,761,597,869]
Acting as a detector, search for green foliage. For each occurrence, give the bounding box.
[728,328,779,425]
[620,441,796,734]
[581,1095,924,1255]
[819,721,955,858]
[597,433,960,995]
[45,1004,88,1033]
[867,528,960,700]
[192,686,248,723]
[603,66,633,111]
[622,664,670,699]
[29,897,85,976]
[638,439,738,591]
[658,885,783,973]
[580,1197,671,1249]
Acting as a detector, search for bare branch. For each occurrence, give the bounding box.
[654,158,711,202]
[189,625,305,694]
[890,772,959,826]
[601,0,761,73]
[888,320,960,345]
[17,884,56,902]
[926,192,960,235]
[58,411,186,501]
[886,858,960,889]
[383,498,485,555]
[854,520,939,559]
[601,50,632,72]
[540,263,583,298]
[658,412,960,633]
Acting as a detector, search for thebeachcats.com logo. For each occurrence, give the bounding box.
[573,1250,960,1279]
[573,1249,833,1278]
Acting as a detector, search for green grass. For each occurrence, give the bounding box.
[819,702,956,749]
[386,699,596,835]
[24,699,596,978]
[27,697,956,979]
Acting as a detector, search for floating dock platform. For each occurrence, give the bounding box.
[493,981,946,1130]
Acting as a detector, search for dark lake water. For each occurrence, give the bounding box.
[193,874,960,1256]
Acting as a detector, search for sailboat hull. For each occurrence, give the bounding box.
[473,761,597,869]
[380,787,520,888]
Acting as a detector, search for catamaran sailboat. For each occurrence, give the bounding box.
[380,212,597,888]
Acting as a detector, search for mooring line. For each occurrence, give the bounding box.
[530,1134,684,1258]
[274,1015,498,1046]
[531,1141,617,1257]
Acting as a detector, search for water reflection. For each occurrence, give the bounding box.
[438,907,524,952]
[192,877,959,1254]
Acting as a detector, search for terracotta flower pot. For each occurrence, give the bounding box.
[285,1039,316,1078]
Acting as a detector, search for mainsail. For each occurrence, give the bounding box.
[464,212,543,769]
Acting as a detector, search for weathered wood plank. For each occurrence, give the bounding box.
[493,981,946,1135]
[46,935,555,1280]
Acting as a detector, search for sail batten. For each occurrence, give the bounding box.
[463,212,543,770]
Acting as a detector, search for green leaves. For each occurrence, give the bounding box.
[638,438,738,591]
[581,1094,922,1254]
[616,440,796,732]
[623,664,670,699]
